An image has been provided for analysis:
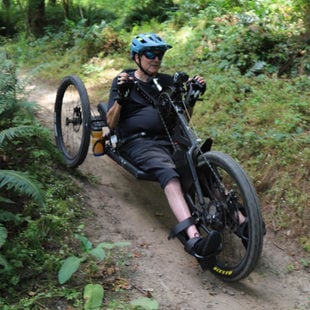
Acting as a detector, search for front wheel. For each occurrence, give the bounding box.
[54,75,91,168]
[196,151,264,282]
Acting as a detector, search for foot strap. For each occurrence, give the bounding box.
[168,217,198,240]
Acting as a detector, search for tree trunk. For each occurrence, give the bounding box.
[296,0,310,41]
[27,0,45,37]
[62,0,70,19]
[303,4,310,41]
[1,0,13,36]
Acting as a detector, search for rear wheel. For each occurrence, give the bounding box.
[54,75,91,168]
[196,151,264,282]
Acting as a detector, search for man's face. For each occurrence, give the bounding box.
[137,50,164,76]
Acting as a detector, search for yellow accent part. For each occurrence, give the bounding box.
[91,129,105,156]
[212,266,233,276]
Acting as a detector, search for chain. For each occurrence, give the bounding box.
[135,82,177,151]
[156,93,177,152]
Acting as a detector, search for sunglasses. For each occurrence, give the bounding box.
[143,50,165,60]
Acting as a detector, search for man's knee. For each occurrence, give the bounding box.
[164,176,180,190]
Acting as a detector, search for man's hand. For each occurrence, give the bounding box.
[185,75,206,107]
[188,75,206,95]
[116,73,134,105]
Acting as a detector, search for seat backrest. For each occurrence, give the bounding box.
[97,102,108,123]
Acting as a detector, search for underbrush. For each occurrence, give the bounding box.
[0,55,152,309]
[193,72,309,252]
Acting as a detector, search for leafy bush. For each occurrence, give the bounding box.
[0,51,139,309]
[120,0,175,30]
[197,10,308,76]
[68,20,126,60]
[194,71,309,236]
[0,51,81,300]
[0,53,47,205]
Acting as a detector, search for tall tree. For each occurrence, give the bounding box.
[27,0,45,37]
[303,2,310,40]
[295,0,310,40]
[1,0,12,36]
[62,0,70,19]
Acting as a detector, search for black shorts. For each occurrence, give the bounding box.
[120,137,179,188]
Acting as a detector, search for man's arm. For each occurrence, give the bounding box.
[107,101,122,129]
[107,72,132,129]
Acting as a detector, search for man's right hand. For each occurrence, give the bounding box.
[116,73,134,104]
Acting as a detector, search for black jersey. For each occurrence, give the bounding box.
[108,70,174,139]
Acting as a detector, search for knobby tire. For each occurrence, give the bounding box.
[197,151,264,282]
[54,75,91,168]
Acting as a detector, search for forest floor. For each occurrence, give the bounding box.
[25,73,309,310]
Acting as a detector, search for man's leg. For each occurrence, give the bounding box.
[164,177,246,229]
[164,177,222,257]
[164,177,201,239]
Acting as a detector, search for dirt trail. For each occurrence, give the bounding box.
[25,75,309,310]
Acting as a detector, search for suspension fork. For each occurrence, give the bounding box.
[185,146,207,208]
[183,149,214,234]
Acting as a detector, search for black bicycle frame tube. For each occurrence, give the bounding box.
[172,104,208,209]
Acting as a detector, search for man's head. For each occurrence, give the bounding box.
[130,33,172,60]
[130,33,172,77]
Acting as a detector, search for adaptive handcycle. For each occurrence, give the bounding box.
[53,71,265,282]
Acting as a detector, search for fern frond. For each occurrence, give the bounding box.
[0,224,8,248]
[0,169,45,207]
[0,196,15,204]
[0,125,36,146]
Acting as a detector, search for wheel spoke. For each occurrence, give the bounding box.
[194,151,264,281]
[54,76,91,167]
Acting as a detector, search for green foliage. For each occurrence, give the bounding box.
[7,21,127,79]
[0,54,62,209]
[57,234,130,309]
[300,237,310,253]
[130,297,159,310]
[0,2,25,36]
[0,223,7,247]
[67,19,126,61]
[58,234,130,284]
[120,0,175,30]
[0,170,45,207]
[194,10,307,76]
[59,255,84,285]
[0,125,37,145]
[0,54,49,207]
[193,72,309,233]
[0,176,82,290]
[4,0,308,80]
[84,284,104,310]
[166,1,308,76]
[0,223,8,270]
[0,49,85,308]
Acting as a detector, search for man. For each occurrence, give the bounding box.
[107,33,222,260]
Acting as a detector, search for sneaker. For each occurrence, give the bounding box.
[187,231,222,258]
